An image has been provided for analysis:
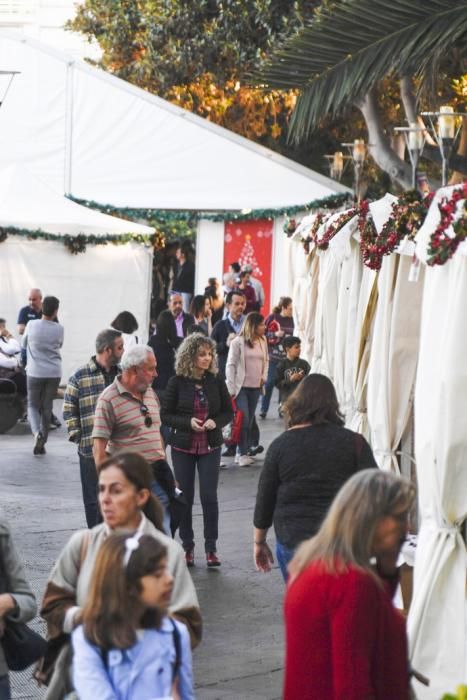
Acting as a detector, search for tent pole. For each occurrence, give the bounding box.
[64,61,74,196]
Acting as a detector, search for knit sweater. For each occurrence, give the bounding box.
[254,424,377,548]
[284,562,409,700]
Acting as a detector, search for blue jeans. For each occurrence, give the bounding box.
[260,359,279,415]
[172,448,220,552]
[79,453,101,528]
[0,675,10,700]
[276,540,295,582]
[235,387,261,456]
[151,481,171,535]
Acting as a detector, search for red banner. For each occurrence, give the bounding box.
[223,219,273,314]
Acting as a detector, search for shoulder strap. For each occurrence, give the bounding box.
[170,618,182,681]
[78,530,91,573]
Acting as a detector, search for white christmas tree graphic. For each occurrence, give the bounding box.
[238,234,262,277]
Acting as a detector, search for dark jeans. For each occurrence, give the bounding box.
[172,448,220,552]
[0,675,10,700]
[26,376,60,440]
[260,359,279,415]
[79,453,101,528]
[235,387,261,455]
[276,540,295,582]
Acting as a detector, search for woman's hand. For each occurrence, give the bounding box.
[191,418,205,432]
[254,542,274,572]
[203,419,216,431]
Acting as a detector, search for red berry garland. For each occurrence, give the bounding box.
[358,192,433,271]
[426,182,467,266]
[317,208,357,250]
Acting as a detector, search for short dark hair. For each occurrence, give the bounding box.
[284,373,344,428]
[230,262,240,274]
[42,296,59,316]
[95,328,122,354]
[225,290,245,305]
[283,336,301,350]
[111,311,138,334]
[0,318,5,325]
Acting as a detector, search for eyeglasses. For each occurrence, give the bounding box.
[140,404,153,428]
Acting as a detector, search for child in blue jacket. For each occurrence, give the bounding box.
[72,533,194,700]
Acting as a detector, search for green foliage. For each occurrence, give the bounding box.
[441,685,467,700]
[260,0,467,141]
[69,0,316,91]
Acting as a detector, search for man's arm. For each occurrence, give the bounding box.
[63,376,82,444]
[91,394,114,467]
[92,438,108,468]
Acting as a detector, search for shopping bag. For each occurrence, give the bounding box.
[222,398,243,446]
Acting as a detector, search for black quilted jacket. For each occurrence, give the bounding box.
[161,373,233,450]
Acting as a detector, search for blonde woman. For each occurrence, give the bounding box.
[161,334,232,568]
[282,469,415,700]
[226,313,268,467]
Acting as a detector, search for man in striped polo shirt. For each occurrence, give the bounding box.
[92,345,172,528]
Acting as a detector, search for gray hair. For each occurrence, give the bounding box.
[289,469,415,581]
[95,328,122,354]
[121,344,154,370]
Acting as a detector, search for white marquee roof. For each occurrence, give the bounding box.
[0,164,153,236]
[0,34,349,210]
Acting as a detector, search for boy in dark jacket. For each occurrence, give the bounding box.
[275,337,310,413]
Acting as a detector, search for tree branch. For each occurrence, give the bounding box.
[358,89,412,189]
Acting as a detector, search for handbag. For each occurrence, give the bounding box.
[0,533,47,671]
[2,620,48,671]
[222,398,243,446]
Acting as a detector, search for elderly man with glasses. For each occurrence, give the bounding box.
[92,345,172,532]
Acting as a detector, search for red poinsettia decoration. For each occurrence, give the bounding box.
[426,182,467,266]
[358,191,433,270]
[317,208,357,250]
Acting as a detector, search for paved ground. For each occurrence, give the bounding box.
[0,398,286,700]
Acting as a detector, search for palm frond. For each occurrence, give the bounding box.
[259,0,467,142]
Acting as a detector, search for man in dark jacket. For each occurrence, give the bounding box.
[210,290,246,378]
[167,292,195,348]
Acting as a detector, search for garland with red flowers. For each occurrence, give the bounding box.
[426,183,467,266]
[358,191,433,270]
[317,208,357,250]
[357,200,381,269]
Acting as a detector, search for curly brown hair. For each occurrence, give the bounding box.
[175,333,218,377]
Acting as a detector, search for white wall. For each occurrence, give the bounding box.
[0,236,153,382]
[195,220,224,294]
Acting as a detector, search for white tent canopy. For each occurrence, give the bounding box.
[0,164,154,381]
[0,34,348,210]
[0,164,153,235]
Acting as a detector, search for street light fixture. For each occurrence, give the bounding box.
[420,106,464,186]
[324,150,351,181]
[341,139,368,203]
[394,123,425,189]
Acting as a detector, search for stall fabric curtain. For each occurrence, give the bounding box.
[408,255,467,699]
[301,250,320,366]
[346,265,378,439]
[311,248,339,379]
[366,254,425,471]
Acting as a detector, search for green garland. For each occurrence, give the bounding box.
[0,225,165,255]
[68,192,352,223]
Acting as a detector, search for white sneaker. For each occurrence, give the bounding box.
[239,455,254,467]
[234,453,240,464]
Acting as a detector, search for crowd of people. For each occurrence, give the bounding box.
[0,267,417,700]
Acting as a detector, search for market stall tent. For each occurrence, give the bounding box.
[0,34,349,210]
[0,165,154,381]
[0,34,349,309]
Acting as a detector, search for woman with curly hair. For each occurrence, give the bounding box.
[161,334,233,568]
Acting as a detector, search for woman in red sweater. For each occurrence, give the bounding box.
[284,469,415,700]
